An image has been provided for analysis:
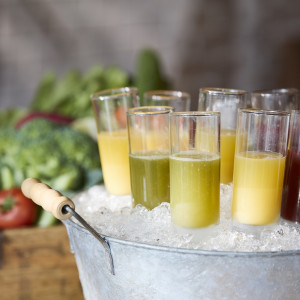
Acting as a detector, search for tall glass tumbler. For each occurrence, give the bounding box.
[170,112,220,228]
[91,87,139,195]
[198,88,248,184]
[127,106,173,210]
[143,90,191,112]
[281,110,300,223]
[251,88,300,112]
[232,109,290,227]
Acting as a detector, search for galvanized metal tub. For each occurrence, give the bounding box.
[64,219,300,300]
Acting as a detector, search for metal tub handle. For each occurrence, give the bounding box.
[21,178,115,275]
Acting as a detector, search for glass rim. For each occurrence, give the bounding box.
[238,108,290,116]
[144,90,191,101]
[251,88,300,96]
[127,106,173,115]
[199,87,247,96]
[90,87,138,101]
[291,109,300,115]
[171,111,221,117]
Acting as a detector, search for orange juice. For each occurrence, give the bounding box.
[97,130,130,195]
[232,151,286,225]
[220,129,236,184]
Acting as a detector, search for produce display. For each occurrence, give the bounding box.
[0,117,102,227]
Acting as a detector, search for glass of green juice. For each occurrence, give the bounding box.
[91,87,140,195]
[127,106,173,210]
[143,90,191,112]
[170,111,221,228]
[198,88,248,184]
[232,109,290,229]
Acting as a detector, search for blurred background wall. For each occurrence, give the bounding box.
[1,0,300,110]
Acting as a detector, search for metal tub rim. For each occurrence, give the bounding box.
[64,219,300,259]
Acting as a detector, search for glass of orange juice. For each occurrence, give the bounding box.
[143,90,191,112]
[198,88,248,184]
[232,109,290,228]
[91,87,139,195]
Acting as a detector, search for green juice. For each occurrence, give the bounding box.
[170,151,220,228]
[129,151,170,210]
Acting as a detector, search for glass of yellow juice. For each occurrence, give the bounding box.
[143,90,191,112]
[127,106,173,210]
[198,88,248,184]
[170,112,220,228]
[232,109,290,228]
[91,87,139,195]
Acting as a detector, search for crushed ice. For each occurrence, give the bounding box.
[72,184,300,252]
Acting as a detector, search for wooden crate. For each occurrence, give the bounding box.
[0,224,84,300]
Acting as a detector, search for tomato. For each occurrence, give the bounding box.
[0,187,38,229]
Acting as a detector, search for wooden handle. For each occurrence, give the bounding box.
[21,178,75,220]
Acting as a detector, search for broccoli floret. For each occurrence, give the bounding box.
[16,137,84,192]
[19,118,59,140]
[0,118,102,191]
[0,127,22,156]
[16,138,64,179]
[53,126,100,171]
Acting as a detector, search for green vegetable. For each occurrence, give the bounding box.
[134,49,170,104]
[35,209,60,227]
[0,119,102,193]
[0,107,28,128]
[19,118,60,139]
[52,126,100,171]
[102,66,130,89]
[0,164,15,189]
[30,65,130,119]
[0,127,21,156]
[31,71,57,111]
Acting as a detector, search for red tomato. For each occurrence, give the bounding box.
[0,187,38,229]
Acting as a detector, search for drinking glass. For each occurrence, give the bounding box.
[91,87,139,195]
[198,87,248,184]
[251,88,300,112]
[127,106,173,210]
[143,90,191,112]
[281,110,300,223]
[170,111,220,228]
[232,109,290,227]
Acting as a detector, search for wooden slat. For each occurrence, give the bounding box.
[0,225,84,300]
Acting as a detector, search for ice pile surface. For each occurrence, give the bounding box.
[72,184,300,252]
